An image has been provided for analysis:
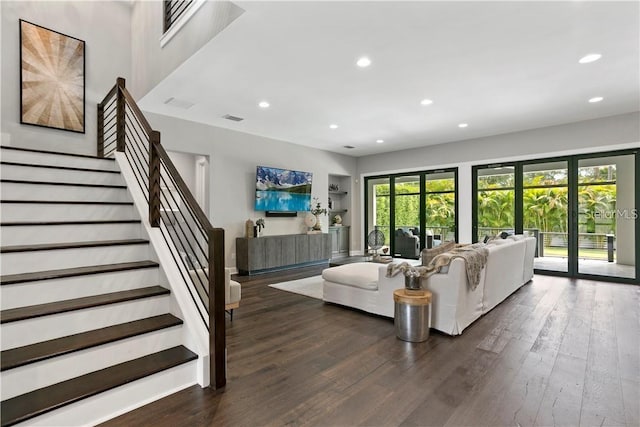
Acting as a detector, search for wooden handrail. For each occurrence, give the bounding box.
[120,88,154,136]
[97,84,118,109]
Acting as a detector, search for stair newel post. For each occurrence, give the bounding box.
[209,227,227,389]
[116,77,126,153]
[97,102,104,158]
[149,132,162,228]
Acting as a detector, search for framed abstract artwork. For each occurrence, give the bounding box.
[20,19,85,133]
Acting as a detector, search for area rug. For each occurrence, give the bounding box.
[268,275,323,300]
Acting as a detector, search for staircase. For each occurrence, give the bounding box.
[0,146,199,426]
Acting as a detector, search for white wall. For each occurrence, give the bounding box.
[144,111,357,269]
[0,1,132,156]
[167,150,198,192]
[354,112,640,251]
[130,0,243,99]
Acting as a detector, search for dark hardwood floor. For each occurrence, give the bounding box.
[103,267,639,427]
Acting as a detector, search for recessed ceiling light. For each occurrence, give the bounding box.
[329,124,338,129]
[458,123,468,128]
[420,99,433,106]
[588,96,604,103]
[356,57,371,68]
[376,139,384,144]
[258,101,270,108]
[579,53,602,64]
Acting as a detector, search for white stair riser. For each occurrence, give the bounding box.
[1,244,152,275]
[0,150,119,171]
[1,164,125,186]
[1,223,145,245]
[1,327,184,399]
[1,182,131,202]
[1,295,170,350]
[0,203,138,222]
[1,268,159,310]
[18,360,197,427]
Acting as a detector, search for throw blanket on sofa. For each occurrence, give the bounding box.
[387,243,489,291]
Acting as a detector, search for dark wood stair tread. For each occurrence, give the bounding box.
[0,346,197,427]
[0,161,121,174]
[0,260,158,285]
[1,314,183,371]
[0,200,133,205]
[1,219,140,226]
[0,286,169,324]
[1,239,149,253]
[0,145,115,161]
[1,179,126,189]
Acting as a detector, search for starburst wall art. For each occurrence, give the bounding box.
[20,20,85,133]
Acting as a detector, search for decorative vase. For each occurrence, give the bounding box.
[246,219,255,238]
[313,214,322,231]
[404,275,421,290]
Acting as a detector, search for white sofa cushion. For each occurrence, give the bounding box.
[322,263,379,290]
[486,238,511,245]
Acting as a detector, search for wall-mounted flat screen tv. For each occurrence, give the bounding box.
[255,166,313,212]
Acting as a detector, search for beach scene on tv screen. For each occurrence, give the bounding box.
[255,166,312,212]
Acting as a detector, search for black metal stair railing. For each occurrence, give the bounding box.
[164,0,194,33]
[97,77,226,389]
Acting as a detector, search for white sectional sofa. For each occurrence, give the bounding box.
[322,235,536,335]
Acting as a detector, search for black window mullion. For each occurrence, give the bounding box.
[635,149,639,283]
[515,163,524,234]
[568,156,579,277]
[472,165,479,243]
[453,168,459,243]
[389,176,396,257]
[419,174,426,251]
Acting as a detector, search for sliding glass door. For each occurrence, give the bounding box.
[366,177,391,256]
[577,154,636,280]
[425,170,457,244]
[364,168,458,259]
[473,149,638,283]
[393,175,421,258]
[523,160,569,273]
[474,164,516,242]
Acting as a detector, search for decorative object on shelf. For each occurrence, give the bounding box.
[367,229,385,260]
[255,218,265,237]
[332,214,342,225]
[20,20,85,133]
[328,197,333,209]
[310,197,327,231]
[245,219,255,238]
[329,183,339,192]
[304,212,317,230]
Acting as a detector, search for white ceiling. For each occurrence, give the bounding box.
[139,1,640,157]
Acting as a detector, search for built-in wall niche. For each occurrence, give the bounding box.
[328,174,351,226]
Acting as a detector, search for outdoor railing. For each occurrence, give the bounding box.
[478,227,615,262]
[97,77,226,389]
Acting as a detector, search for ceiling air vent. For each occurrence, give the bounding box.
[163,97,195,109]
[343,145,355,149]
[222,114,244,122]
